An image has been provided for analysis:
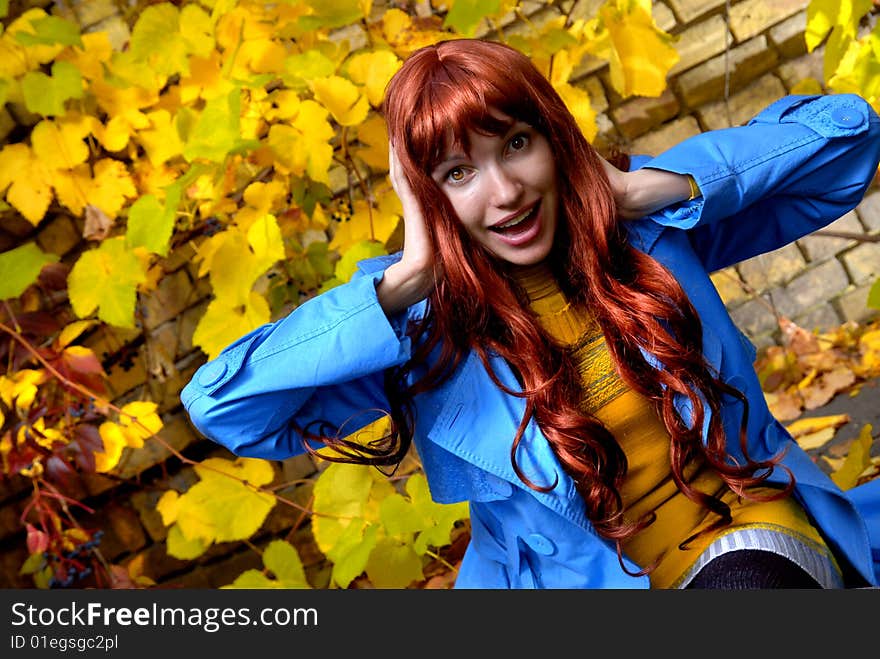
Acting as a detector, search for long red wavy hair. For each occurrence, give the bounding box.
[304,38,791,571]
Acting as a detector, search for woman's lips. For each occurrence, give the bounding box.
[490,201,542,246]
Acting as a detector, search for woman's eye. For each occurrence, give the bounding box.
[509,134,528,151]
[447,167,465,182]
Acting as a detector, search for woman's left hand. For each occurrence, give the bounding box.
[600,158,695,220]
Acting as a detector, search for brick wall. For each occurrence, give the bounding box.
[1,0,878,588]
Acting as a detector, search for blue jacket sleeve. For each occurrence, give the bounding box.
[180,268,414,459]
[636,94,880,271]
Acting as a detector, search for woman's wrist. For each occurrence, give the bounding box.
[625,168,697,215]
[376,260,433,315]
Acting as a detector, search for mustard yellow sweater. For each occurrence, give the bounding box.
[513,263,839,588]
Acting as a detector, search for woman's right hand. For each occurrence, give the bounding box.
[377,145,438,315]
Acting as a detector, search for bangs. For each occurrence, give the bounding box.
[407,65,541,170]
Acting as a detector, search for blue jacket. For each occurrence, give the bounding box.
[182,94,880,588]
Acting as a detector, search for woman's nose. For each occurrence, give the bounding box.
[488,166,523,207]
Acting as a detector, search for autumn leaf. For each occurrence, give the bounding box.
[311,75,370,126]
[443,0,500,36]
[129,2,214,78]
[346,50,403,107]
[786,414,850,438]
[224,540,311,589]
[173,457,275,544]
[0,143,54,225]
[831,424,875,490]
[67,236,147,328]
[0,243,59,301]
[21,60,83,117]
[268,99,335,184]
[365,537,424,588]
[595,0,680,98]
[182,89,246,163]
[334,240,387,283]
[191,293,271,361]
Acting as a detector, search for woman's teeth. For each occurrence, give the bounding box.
[494,206,536,231]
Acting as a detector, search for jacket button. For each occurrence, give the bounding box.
[197,360,227,387]
[830,107,863,129]
[523,533,556,556]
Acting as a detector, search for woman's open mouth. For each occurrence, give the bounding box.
[489,202,542,246]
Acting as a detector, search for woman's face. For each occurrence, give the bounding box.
[430,115,558,266]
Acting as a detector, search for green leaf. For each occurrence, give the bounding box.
[183,88,243,162]
[365,537,424,588]
[129,2,195,77]
[282,51,337,90]
[262,540,310,587]
[444,0,500,36]
[868,277,880,310]
[329,523,379,588]
[126,194,174,256]
[12,15,83,48]
[298,0,364,30]
[21,61,84,118]
[0,242,59,301]
[67,237,147,328]
[223,570,278,588]
[19,552,45,576]
[0,0,8,19]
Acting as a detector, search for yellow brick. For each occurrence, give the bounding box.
[629,115,701,156]
[696,72,787,130]
[667,0,727,23]
[669,14,730,76]
[729,0,809,43]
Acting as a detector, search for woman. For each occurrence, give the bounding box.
[182,39,880,589]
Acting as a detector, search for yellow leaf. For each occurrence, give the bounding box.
[166,523,209,559]
[138,110,184,166]
[790,77,824,95]
[192,293,271,360]
[67,236,148,328]
[831,424,875,490]
[51,164,91,216]
[554,81,597,142]
[353,114,389,172]
[312,75,370,126]
[174,457,276,545]
[95,421,127,473]
[601,0,680,98]
[346,50,402,107]
[118,400,163,448]
[268,100,334,183]
[0,143,53,224]
[56,320,97,349]
[86,158,138,219]
[795,426,836,451]
[56,31,113,81]
[785,414,850,438]
[156,490,180,525]
[180,51,236,104]
[329,199,400,252]
[0,370,46,410]
[30,118,89,170]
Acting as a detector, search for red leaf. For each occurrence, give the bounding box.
[25,523,49,554]
[45,455,77,489]
[61,348,106,377]
[14,311,61,337]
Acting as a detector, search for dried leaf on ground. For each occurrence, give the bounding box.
[802,367,856,410]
